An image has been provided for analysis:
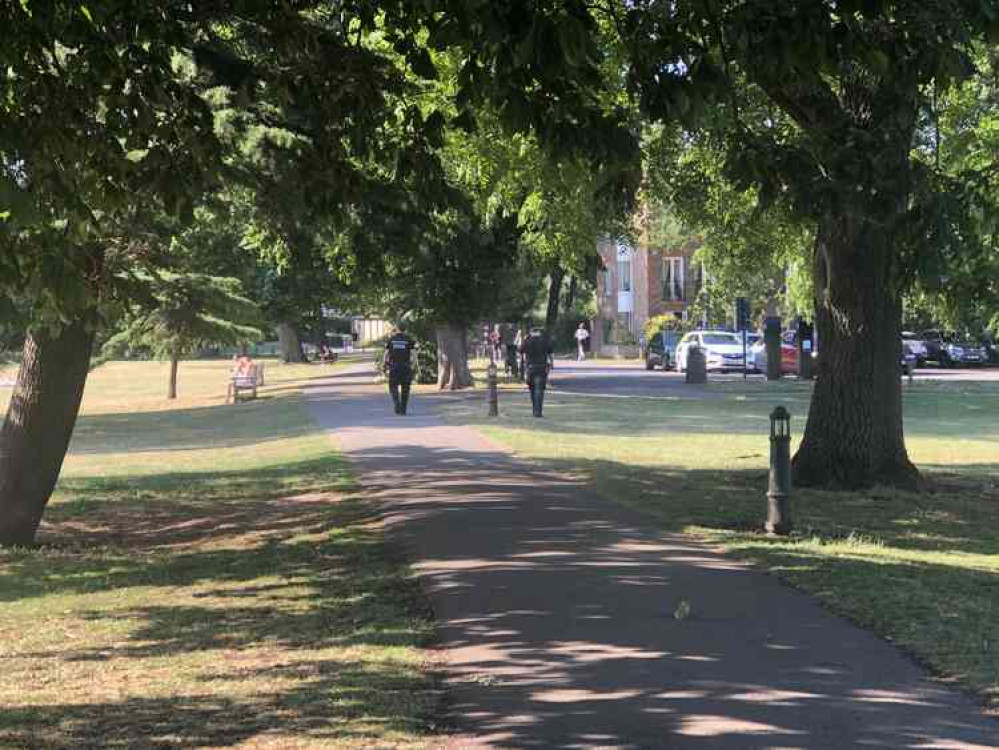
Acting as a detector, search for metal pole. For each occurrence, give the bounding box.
[487,362,499,417]
[742,329,747,380]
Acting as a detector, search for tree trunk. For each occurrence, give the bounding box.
[436,324,474,390]
[792,207,919,490]
[545,265,565,331]
[168,350,180,400]
[564,276,578,312]
[276,322,305,363]
[0,317,96,546]
[315,304,326,348]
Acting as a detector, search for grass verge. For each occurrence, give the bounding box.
[0,359,443,749]
[437,378,999,710]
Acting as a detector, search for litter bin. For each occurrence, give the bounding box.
[686,346,707,384]
[797,320,814,380]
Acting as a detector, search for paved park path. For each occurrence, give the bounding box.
[305,366,998,750]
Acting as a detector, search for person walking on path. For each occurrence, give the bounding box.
[519,324,553,417]
[500,322,519,380]
[489,325,502,362]
[382,322,415,415]
[514,325,526,382]
[574,322,590,361]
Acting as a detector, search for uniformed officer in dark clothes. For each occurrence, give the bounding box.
[519,324,554,418]
[383,323,415,415]
[500,322,519,379]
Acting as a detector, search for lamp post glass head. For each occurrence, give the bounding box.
[770,406,791,439]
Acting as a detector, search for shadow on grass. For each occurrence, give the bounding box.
[0,660,435,749]
[568,457,999,555]
[0,454,441,748]
[0,457,363,600]
[11,525,430,658]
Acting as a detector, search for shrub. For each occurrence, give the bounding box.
[643,314,688,343]
[413,340,439,384]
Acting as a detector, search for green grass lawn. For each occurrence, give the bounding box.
[438,378,999,710]
[0,359,443,749]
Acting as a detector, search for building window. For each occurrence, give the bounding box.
[663,256,684,301]
[616,241,632,293]
[603,268,613,296]
[617,257,631,292]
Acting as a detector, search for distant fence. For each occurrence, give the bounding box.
[198,342,283,358]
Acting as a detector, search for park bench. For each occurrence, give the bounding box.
[226,363,264,403]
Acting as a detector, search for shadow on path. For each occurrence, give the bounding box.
[305,373,998,749]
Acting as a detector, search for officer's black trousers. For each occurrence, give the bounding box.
[526,367,548,417]
[504,345,519,379]
[388,365,413,414]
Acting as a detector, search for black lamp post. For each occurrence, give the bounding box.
[487,361,499,417]
[766,406,792,535]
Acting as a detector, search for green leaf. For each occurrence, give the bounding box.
[453,110,477,133]
[425,110,445,149]
[409,48,437,80]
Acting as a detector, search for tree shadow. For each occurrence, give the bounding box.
[0,457,363,601]
[0,660,437,749]
[569,457,999,556]
[331,435,998,748]
[0,454,444,747]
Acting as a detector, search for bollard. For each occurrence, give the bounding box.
[487,362,499,417]
[766,406,792,535]
[798,340,813,380]
[764,317,782,381]
[797,320,814,381]
[685,346,707,384]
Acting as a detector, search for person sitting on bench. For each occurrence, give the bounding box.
[234,354,254,376]
[227,355,258,402]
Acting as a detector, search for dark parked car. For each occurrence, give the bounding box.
[644,330,677,371]
[900,343,917,376]
[920,330,989,366]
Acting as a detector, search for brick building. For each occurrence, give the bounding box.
[592,235,702,355]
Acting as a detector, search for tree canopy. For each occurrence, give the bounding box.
[4,1,999,546]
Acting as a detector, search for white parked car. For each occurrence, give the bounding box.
[675,331,747,372]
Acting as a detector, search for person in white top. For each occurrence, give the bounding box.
[574,323,590,361]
